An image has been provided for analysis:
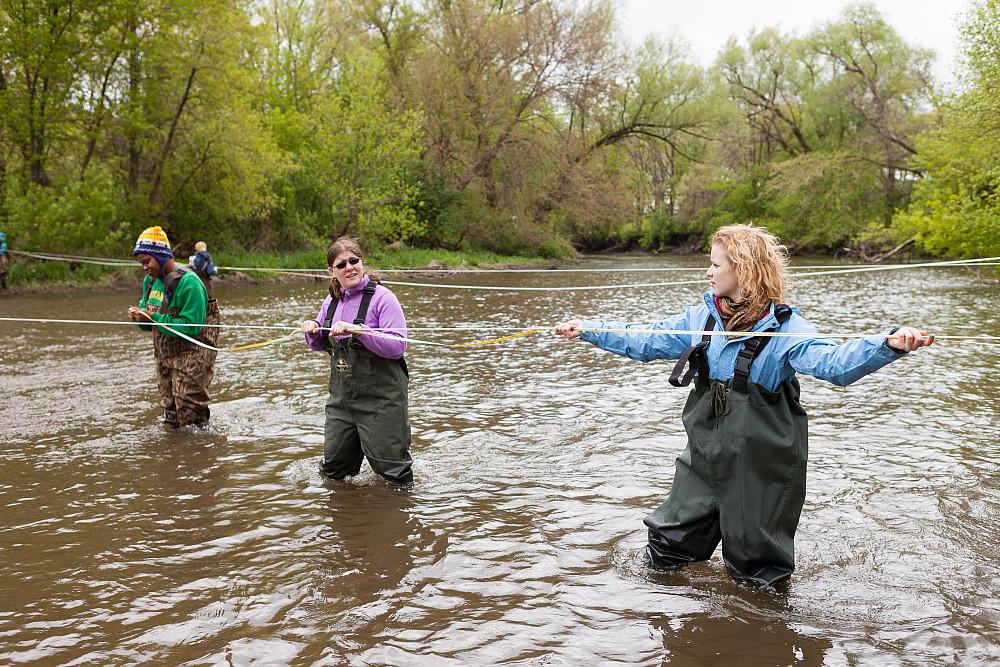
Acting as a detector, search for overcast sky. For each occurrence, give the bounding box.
[619,0,971,88]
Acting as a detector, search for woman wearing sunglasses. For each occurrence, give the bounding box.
[554,223,932,586]
[301,236,413,485]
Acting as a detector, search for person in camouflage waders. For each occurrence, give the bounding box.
[555,224,933,586]
[127,226,220,428]
[301,236,413,486]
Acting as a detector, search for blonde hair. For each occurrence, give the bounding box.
[326,236,381,300]
[194,241,207,252]
[710,224,788,319]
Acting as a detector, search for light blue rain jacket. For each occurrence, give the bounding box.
[579,292,905,392]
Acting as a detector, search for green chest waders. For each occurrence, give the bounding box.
[321,281,413,485]
[144,268,220,426]
[644,307,808,586]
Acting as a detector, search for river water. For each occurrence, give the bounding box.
[0,256,998,665]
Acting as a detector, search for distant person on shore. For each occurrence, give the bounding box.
[127,226,220,428]
[188,241,218,297]
[300,236,414,486]
[0,231,8,291]
[555,223,933,586]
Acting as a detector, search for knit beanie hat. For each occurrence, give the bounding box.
[132,226,173,263]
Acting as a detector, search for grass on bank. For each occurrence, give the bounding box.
[6,258,132,288]
[219,247,558,271]
[3,246,564,289]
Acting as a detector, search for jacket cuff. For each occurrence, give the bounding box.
[883,326,907,355]
[578,319,603,343]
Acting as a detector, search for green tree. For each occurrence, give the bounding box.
[0,0,127,248]
[809,2,933,217]
[718,28,816,162]
[254,1,424,247]
[895,0,1000,258]
[0,0,286,252]
[300,52,424,244]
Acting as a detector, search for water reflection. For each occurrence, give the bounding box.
[653,607,832,666]
[314,485,420,604]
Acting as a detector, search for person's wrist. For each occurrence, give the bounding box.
[885,326,906,354]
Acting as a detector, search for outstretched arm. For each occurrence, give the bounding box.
[788,325,933,387]
[554,306,705,362]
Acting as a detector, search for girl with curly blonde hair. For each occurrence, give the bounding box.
[555,223,932,586]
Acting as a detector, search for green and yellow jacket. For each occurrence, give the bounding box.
[138,269,208,338]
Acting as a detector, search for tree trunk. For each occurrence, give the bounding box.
[149,65,198,207]
[127,14,142,195]
[81,51,122,179]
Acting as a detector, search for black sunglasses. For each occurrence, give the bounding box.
[333,257,362,270]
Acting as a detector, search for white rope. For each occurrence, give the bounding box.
[217,266,327,277]
[9,249,135,266]
[380,277,711,291]
[381,255,1000,291]
[375,259,1000,273]
[220,257,1000,274]
[783,256,1000,280]
[9,249,999,285]
[0,316,299,331]
[4,317,999,347]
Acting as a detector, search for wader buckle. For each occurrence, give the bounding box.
[711,381,731,416]
[669,312,717,388]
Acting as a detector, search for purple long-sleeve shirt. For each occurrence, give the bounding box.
[303,276,408,359]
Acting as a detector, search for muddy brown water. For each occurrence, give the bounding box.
[0,257,998,665]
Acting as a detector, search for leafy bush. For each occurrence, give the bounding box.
[639,210,698,250]
[5,167,125,254]
[893,1,1000,260]
[768,153,895,251]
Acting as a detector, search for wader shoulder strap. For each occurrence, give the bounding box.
[322,280,380,352]
[322,295,337,333]
[731,305,792,393]
[321,299,336,354]
[669,313,717,387]
[353,280,379,327]
[159,267,189,313]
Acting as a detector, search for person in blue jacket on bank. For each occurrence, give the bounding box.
[555,223,933,586]
[0,231,8,291]
[188,241,219,297]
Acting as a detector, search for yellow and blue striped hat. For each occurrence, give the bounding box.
[132,226,173,263]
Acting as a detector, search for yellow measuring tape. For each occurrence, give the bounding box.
[449,328,543,348]
[224,331,302,351]
[134,311,301,353]
[133,317,545,351]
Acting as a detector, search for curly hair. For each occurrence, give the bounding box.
[710,224,788,331]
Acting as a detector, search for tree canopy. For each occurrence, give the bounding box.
[0,0,993,258]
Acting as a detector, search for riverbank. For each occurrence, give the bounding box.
[0,246,573,293]
[3,245,994,296]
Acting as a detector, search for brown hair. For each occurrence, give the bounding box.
[710,224,788,332]
[327,236,381,300]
